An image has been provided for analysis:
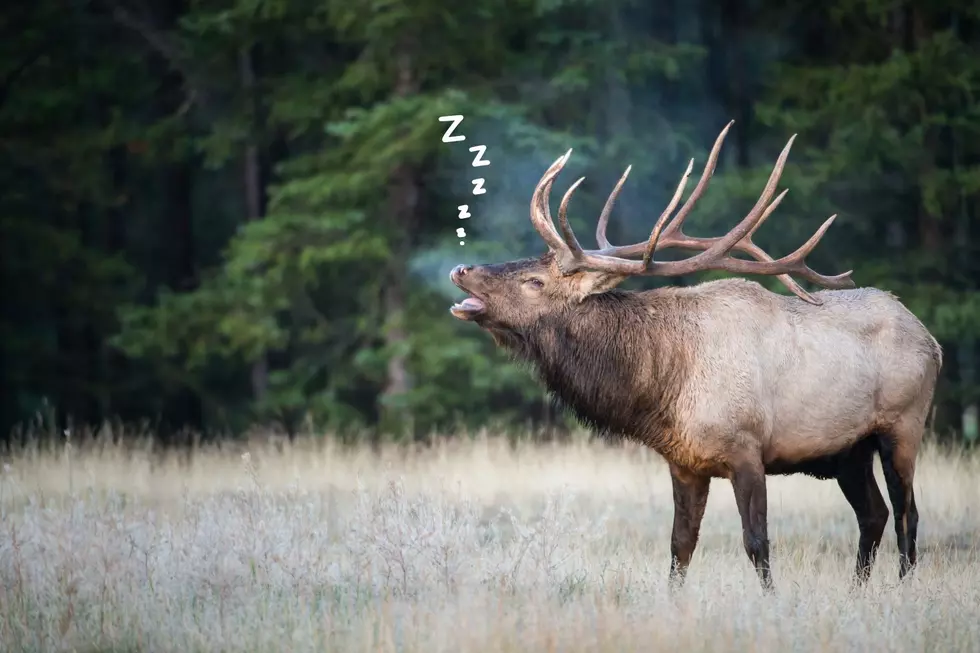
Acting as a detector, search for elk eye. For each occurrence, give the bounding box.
[525,278,544,289]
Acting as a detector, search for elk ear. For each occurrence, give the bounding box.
[571,270,626,302]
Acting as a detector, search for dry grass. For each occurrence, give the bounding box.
[1,432,978,653]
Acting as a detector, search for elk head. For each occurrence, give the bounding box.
[450,121,855,333]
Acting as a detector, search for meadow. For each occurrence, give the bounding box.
[1,431,978,653]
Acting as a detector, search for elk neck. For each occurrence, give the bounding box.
[508,289,687,447]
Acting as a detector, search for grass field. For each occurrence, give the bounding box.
[1,432,978,653]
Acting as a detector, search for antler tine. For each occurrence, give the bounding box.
[556,155,693,272]
[682,195,832,303]
[596,120,734,260]
[690,133,795,258]
[718,191,814,302]
[595,166,632,249]
[529,149,574,254]
[655,120,734,246]
[625,132,796,275]
[699,213,854,304]
[641,158,694,270]
[641,135,854,303]
[557,177,588,257]
[595,121,733,256]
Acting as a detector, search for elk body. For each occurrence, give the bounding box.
[448,121,942,592]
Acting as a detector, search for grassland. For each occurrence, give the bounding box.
[1,432,978,652]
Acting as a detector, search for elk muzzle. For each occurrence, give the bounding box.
[449,264,487,320]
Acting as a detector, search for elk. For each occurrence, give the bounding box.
[448,121,942,592]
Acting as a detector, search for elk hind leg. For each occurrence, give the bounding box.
[877,425,921,579]
[667,464,711,589]
[836,436,889,584]
[731,458,773,592]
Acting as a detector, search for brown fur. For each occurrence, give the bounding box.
[450,252,942,591]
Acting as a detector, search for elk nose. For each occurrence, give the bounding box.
[451,264,473,280]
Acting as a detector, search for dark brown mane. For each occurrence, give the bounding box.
[501,290,688,448]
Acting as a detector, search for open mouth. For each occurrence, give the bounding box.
[449,266,487,320]
[450,295,486,320]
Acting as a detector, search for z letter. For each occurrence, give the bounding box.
[438,115,465,143]
[469,145,490,167]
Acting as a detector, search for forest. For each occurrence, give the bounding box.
[3,0,980,446]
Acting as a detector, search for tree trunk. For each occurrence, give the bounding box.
[948,13,977,444]
[907,8,942,254]
[163,156,203,440]
[378,40,420,438]
[720,0,750,167]
[157,33,201,439]
[600,0,631,246]
[239,46,269,405]
[699,0,735,168]
[98,145,131,427]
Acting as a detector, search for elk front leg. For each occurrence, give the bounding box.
[731,460,774,592]
[668,464,711,589]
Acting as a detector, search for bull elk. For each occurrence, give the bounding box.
[448,121,942,592]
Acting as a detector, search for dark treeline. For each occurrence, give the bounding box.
[3,0,980,445]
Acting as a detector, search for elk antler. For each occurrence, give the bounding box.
[526,120,855,305]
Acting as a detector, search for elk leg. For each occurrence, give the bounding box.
[731,461,773,592]
[878,429,920,579]
[667,464,711,588]
[908,490,919,567]
[836,439,889,584]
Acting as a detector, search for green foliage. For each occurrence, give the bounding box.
[4,0,980,443]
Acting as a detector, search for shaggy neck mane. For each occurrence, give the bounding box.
[494,290,687,447]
